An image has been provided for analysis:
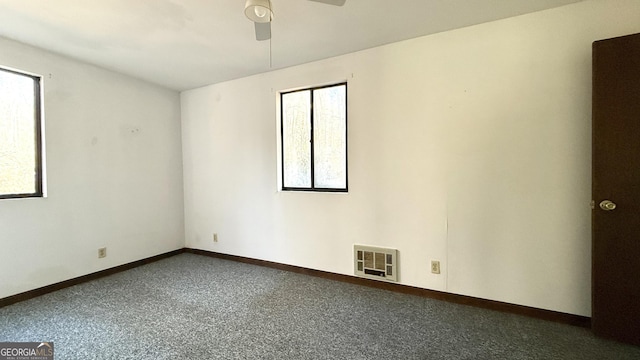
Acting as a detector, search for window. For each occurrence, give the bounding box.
[0,67,43,199]
[281,83,347,192]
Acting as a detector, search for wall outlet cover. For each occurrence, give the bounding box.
[431,260,440,274]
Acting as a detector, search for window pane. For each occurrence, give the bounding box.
[282,90,311,188]
[0,70,37,196]
[313,85,346,189]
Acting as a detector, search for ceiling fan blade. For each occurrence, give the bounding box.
[254,22,271,41]
[308,0,346,6]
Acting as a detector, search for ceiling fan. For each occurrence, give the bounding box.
[244,0,347,41]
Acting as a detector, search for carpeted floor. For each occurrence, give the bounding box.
[1,253,639,359]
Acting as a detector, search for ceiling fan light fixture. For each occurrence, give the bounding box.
[245,0,272,23]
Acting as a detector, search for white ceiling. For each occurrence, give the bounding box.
[0,0,584,91]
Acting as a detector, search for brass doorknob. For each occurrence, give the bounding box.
[599,200,617,211]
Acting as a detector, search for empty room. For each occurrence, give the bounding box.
[1,0,640,358]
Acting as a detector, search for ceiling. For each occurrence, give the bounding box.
[0,0,584,91]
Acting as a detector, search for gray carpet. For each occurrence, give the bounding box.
[1,253,639,359]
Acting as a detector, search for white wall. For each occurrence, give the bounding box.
[0,37,184,299]
[181,0,640,317]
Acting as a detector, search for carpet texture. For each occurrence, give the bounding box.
[1,253,639,359]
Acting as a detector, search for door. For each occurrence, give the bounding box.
[592,32,640,346]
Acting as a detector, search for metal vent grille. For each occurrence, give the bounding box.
[354,245,398,282]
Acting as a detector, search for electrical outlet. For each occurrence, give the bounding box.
[98,247,107,258]
[431,260,440,274]
[213,233,218,242]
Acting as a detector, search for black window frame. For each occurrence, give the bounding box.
[0,67,43,200]
[280,82,348,193]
